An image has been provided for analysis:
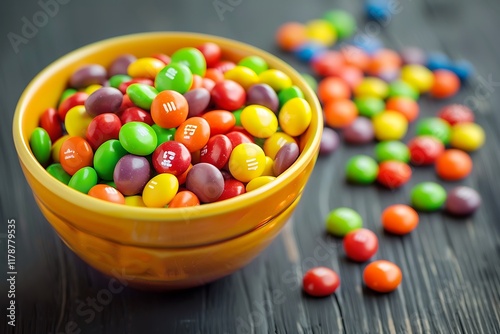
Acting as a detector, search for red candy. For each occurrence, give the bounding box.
[377,161,412,189]
[196,42,222,68]
[152,141,191,175]
[311,51,344,77]
[226,130,254,147]
[211,80,246,111]
[302,267,341,297]
[58,92,88,120]
[200,134,233,169]
[86,113,121,151]
[437,104,474,125]
[217,179,246,201]
[343,228,379,262]
[408,136,445,166]
[317,77,351,104]
[118,78,154,94]
[120,107,154,125]
[39,107,63,142]
[150,90,189,129]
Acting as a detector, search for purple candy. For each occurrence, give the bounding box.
[246,84,279,113]
[113,155,151,196]
[377,69,400,83]
[69,64,107,88]
[109,54,137,76]
[184,88,211,117]
[85,87,123,116]
[445,186,481,216]
[273,143,300,176]
[186,163,224,203]
[319,127,340,155]
[400,47,427,65]
[343,117,375,145]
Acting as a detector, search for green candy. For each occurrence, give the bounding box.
[126,83,158,110]
[29,127,52,166]
[345,155,379,184]
[109,74,132,89]
[388,80,419,100]
[170,47,206,77]
[326,207,363,237]
[155,63,193,94]
[152,125,176,147]
[322,10,356,39]
[232,108,244,126]
[46,163,71,184]
[238,56,268,75]
[415,117,451,145]
[374,141,410,163]
[355,97,385,118]
[119,122,157,156]
[301,73,317,92]
[68,167,98,194]
[59,88,77,105]
[278,86,304,108]
[93,140,128,180]
[411,182,447,211]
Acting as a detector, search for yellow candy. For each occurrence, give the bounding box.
[142,173,179,208]
[279,97,312,136]
[65,105,93,137]
[84,84,103,95]
[246,176,277,192]
[228,143,266,182]
[127,57,166,80]
[354,77,389,99]
[306,19,337,46]
[224,66,259,90]
[125,195,147,207]
[401,65,434,93]
[51,135,70,163]
[261,156,275,176]
[241,105,278,138]
[259,69,292,92]
[450,122,485,151]
[263,132,296,160]
[372,111,408,141]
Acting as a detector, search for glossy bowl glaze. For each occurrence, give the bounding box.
[13,32,322,289]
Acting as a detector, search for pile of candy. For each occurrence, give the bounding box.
[275,9,484,296]
[29,43,314,207]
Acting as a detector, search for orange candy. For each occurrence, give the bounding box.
[88,184,125,204]
[150,90,189,129]
[59,136,93,175]
[363,260,402,293]
[190,74,203,90]
[168,190,200,208]
[323,99,358,128]
[276,22,308,51]
[202,110,236,135]
[205,68,224,83]
[367,49,402,76]
[177,164,193,185]
[311,51,345,77]
[340,46,370,71]
[385,97,420,122]
[430,69,460,99]
[381,204,419,235]
[175,117,211,152]
[317,77,351,104]
[435,149,472,181]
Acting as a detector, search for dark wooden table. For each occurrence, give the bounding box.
[1,0,499,333]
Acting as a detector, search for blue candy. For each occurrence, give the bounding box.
[293,42,327,62]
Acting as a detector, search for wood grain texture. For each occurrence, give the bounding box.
[1,0,499,333]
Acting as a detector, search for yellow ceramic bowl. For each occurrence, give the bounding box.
[12,32,322,289]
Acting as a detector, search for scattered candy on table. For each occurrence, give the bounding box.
[445,186,481,216]
[302,267,341,297]
[410,182,447,212]
[343,228,379,262]
[325,207,363,237]
[363,260,403,293]
[381,204,419,235]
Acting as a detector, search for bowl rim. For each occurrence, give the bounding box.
[13,31,323,220]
